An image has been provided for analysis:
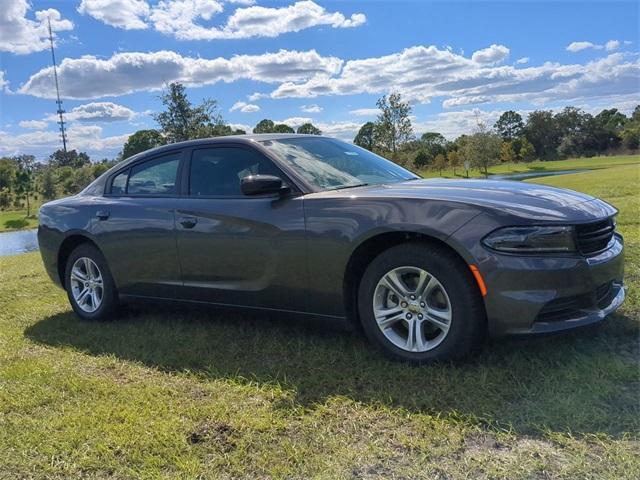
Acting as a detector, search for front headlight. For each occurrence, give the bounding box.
[482,226,576,253]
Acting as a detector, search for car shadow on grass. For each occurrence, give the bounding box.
[25,303,639,438]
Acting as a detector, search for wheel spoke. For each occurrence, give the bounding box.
[375,306,404,329]
[91,290,99,309]
[381,270,409,299]
[77,288,90,305]
[71,268,87,283]
[405,319,426,352]
[424,308,450,331]
[419,276,438,301]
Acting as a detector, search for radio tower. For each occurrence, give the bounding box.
[47,18,68,153]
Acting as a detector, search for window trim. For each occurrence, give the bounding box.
[105,150,185,198]
[182,144,300,199]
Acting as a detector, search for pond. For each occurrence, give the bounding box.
[0,229,39,257]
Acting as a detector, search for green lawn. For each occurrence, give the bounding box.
[419,153,640,179]
[0,210,38,232]
[0,160,638,478]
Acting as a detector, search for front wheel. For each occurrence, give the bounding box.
[64,243,119,321]
[358,243,485,363]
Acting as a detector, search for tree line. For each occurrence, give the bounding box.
[353,93,640,174]
[1,81,638,216]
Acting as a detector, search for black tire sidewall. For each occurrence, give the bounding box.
[64,243,118,321]
[358,243,485,363]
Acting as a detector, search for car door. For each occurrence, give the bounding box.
[92,150,183,298]
[174,144,307,312]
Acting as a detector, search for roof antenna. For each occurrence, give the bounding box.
[48,17,68,153]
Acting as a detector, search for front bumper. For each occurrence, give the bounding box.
[479,234,625,336]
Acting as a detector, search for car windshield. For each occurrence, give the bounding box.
[258,137,418,190]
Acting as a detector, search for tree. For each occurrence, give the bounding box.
[0,157,17,191]
[462,123,501,175]
[154,82,226,142]
[14,155,36,217]
[414,150,430,169]
[420,132,447,162]
[592,108,627,152]
[49,149,90,168]
[297,123,322,135]
[354,122,376,151]
[273,123,295,133]
[374,92,414,153]
[122,129,166,159]
[447,150,461,176]
[525,110,561,160]
[40,167,57,200]
[519,137,536,162]
[500,141,516,163]
[494,111,524,140]
[433,153,447,176]
[253,119,276,133]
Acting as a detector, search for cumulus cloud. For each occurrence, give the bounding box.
[19,49,343,99]
[78,0,150,30]
[0,0,73,54]
[516,57,530,64]
[0,124,129,158]
[265,45,640,110]
[605,39,620,51]
[19,120,49,129]
[300,104,323,113]
[566,41,599,52]
[0,71,8,91]
[278,116,313,127]
[471,44,509,64]
[230,101,260,113]
[349,108,379,117]
[84,0,365,39]
[56,102,137,122]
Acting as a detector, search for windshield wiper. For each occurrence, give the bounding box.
[331,183,369,191]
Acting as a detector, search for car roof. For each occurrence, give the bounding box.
[121,133,326,164]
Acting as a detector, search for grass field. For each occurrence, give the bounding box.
[419,153,640,179]
[0,160,638,478]
[0,210,38,232]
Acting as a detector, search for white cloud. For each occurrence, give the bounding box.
[349,108,379,117]
[516,57,530,64]
[566,41,602,52]
[149,0,364,40]
[0,0,73,54]
[230,101,260,113]
[0,124,129,158]
[300,104,323,113]
[315,121,362,140]
[471,44,509,64]
[19,120,49,129]
[278,116,313,127]
[0,71,8,91]
[78,0,150,30]
[20,49,343,99]
[266,45,640,111]
[413,109,505,140]
[605,39,620,51]
[58,102,137,122]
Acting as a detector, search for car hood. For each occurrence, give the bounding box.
[314,178,616,222]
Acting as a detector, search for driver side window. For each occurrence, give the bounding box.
[189,147,283,197]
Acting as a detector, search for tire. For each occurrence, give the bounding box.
[64,243,119,321]
[358,242,485,363]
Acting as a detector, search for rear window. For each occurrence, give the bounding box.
[110,153,181,195]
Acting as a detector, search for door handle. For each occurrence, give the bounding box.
[179,216,197,229]
[95,210,110,220]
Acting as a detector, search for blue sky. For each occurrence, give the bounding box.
[1,0,638,159]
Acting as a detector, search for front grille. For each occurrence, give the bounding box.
[575,218,615,256]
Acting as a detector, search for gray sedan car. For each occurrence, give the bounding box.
[38,134,625,363]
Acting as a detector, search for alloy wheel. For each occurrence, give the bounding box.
[372,266,452,352]
[70,257,104,313]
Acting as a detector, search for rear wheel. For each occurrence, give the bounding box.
[64,243,118,321]
[358,243,485,363]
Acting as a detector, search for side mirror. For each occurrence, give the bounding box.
[240,174,289,196]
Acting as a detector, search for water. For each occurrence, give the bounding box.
[488,169,587,181]
[0,229,38,256]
